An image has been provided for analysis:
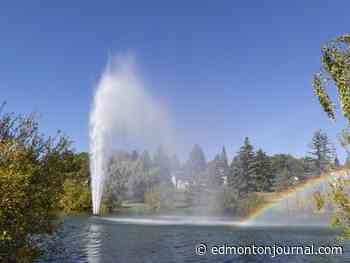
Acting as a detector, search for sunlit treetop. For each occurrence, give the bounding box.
[313,34,350,124]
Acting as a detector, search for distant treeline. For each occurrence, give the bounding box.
[102,130,339,216]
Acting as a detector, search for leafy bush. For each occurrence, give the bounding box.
[60,178,92,213]
[144,185,161,212]
[0,112,72,261]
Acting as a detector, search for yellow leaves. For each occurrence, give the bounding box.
[0,110,74,260]
[312,75,335,120]
[338,34,350,44]
[326,176,350,239]
[331,215,341,227]
[313,191,325,211]
[144,185,161,211]
[59,178,92,213]
[314,34,350,124]
[0,230,12,241]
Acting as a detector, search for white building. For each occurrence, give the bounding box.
[171,170,190,191]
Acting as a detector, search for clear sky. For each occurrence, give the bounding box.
[1,1,350,161]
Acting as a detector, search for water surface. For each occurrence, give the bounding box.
[37,216,349,263]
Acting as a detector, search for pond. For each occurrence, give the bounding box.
[36,215,350,263]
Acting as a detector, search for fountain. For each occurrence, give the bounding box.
[89,54,173,215]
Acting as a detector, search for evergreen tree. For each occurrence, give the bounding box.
[272,167,296,192]
[153,145,171,182]
[208,154,225,186]
[207,147,230,187]
[228,137,256,197]
[302,156,317,179]
[253,149,273,192]
[185,144,207,206]
[309,130,334,174]
[140,150,152,171]
[228,156,244,194]
[220,146,230,183]
[271,154,304,191]
[221,146,229,168]
[186,144,207,179]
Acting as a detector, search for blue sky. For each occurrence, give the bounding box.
[1,1,350,161]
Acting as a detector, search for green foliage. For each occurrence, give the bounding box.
[339,128,350,159]
[313,191,325,211]
[105,155,133,208]
[228,137,257,197]
[186,144,207,179]
[0,112,72,261]
[60,178,92,213]
[271,154,304,191]
[229,192,265,217]
[144,185,161,212]
[207,151,229,187]
[313,75,336,120]
[102,150,171,211]
[59,152,92,213]
[309,130,334,174]
[253,149,273,192]
[313,34,350,239]
[184,144,208,206]
[312,178,350,240]
[153,145,172,183]
[329,178,350,239]
[273,168,296,192]
[302,156,317,178]
[184,170,207,207]
[313,34,350,123]
[220,186,239,214]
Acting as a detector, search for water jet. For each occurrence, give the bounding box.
[89,54,173,215]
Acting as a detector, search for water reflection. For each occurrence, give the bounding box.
[83,223,104,263]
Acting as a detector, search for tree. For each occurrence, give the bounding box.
[104,158,131,210]
[338,128,350,164]
[208,154,226,186]
[313,34,350,239]
[184,144,207,206]
[253,149,273,192]
[186,144,207,179]
[309,130,334,174]
[144,185,161,211]
[270,154,304,192]
[0,111,72,261]
[302,156,317,179]
[60,152,92,213]
[228,137,256,197]
[312,35,350,123]
[272,168,295,192]
[60,177,92,213]
[141,149,152,166]
[220,146,231,184]
[153,145,171,183]
[207,147,230,187]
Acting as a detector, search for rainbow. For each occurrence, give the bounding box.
[243,169,348,224]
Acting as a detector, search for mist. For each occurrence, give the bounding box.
[89,54,174,215]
